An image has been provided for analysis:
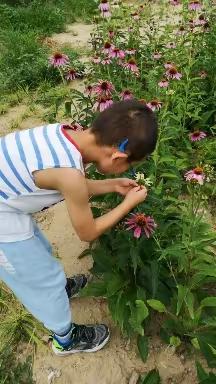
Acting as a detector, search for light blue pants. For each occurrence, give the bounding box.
[0,223,72,334]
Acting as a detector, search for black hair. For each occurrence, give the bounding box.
[91,100,158,162]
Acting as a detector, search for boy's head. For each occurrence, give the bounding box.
[91,100,158,174]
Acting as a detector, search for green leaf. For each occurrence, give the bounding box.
[198,339,216,368]
[129,300,149,336]
[130,247,141,275]
[107,274,124,297]
[191,338,200,350]
[201,297,216,308]
[169,336,181,348]
[140,369,161,384]
[64,101,72,116]
[185,291,195,319]
[81,281,107,297]
[176,285,188,316]
[111,291,128,331]
[161,172,179,179]
[137,335,149,362]
[150,260,159,298]
[196,361,208,382]
[147,299,166,313]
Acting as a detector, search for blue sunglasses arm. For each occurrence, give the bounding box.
[118,138,129,153]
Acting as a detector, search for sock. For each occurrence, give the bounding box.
[53,324,74,347]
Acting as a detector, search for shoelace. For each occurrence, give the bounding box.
[72,324,95,343]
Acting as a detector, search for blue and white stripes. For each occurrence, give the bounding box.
[0,124,83,201]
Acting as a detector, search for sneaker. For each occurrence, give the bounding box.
[52,323,110,356]
[65,274,89,298]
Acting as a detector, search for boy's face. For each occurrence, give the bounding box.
[96,149,130,175]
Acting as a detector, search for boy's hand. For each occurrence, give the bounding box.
[124,186,147,209]
[114,178,138,196]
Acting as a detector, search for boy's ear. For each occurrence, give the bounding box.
[111,151,128,160]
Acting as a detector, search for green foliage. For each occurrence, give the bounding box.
[0,0,96,93]
[139,369,161,384]
[81,0,216,368]
[137,335,149,362]
[0,2,65,35]
[196,362,216,384]
[0,347,35,384]
[0,284,47,353]
[0,30,54,92]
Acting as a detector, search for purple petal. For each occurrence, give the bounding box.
[134,226,142,238]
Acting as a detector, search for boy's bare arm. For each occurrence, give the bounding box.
[34,168,147,242]
[86,178,138,196]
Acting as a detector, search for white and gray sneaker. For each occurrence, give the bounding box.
[52,323,110,356]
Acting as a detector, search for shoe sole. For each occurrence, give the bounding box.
[52,333,110,356]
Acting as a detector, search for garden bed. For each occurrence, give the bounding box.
[0,0,215,383]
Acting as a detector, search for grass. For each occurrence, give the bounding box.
[0,0,96,94]
[0,347,35,384]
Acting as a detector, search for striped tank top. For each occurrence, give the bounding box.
[0,123,84,242]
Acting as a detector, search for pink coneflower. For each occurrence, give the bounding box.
[189,1,202,10]
[189,130,207,141]
[112,1,120,8]
[102,42,114,55]
[189,19,195,28]
[184,167,205,185]
[108,30,115,38]
[170,0,180,5]
[128,27,133,33]
[101,57,112,65]
[166,42,176,49]
[93,96,113,112]
[153,52,162,59]
[176,26,186,35]
[92,56,101,64]
[147,100,162,111]
[164,61,173,69]
[166,66,182,80]
[49,52,69,67]
[195,14,207,26]
[203,21,210,30]
[65,68,77,81]
[93,80,114,97]
[99,0,110,11]
[124,58,139,73]
[101,9,112,18]
[131,12,140,20]
[120,89,134,100]
[199,70,207,79]
[125,213,157,239]
[125,48,137,55]
[85,85,93,96]
[109,47,125,59]
[158,79,169,88]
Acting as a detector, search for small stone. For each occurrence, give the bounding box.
[129,371,139,384]
[156,347,184,381]
[47,368,61,384]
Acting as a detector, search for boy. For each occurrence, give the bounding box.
[0,100,157,356]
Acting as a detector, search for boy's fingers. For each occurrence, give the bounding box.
[128,179,138,187]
